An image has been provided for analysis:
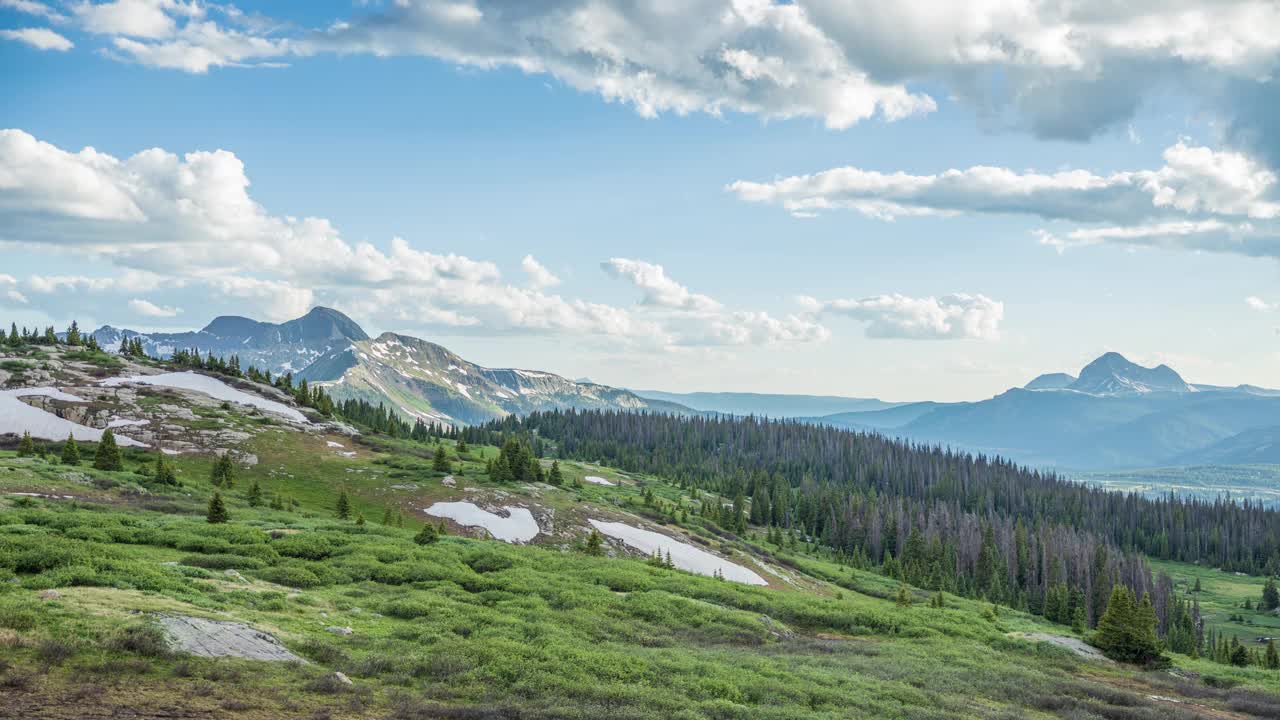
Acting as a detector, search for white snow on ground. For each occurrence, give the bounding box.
[583,475,615,486]
[101,372,307,423]
[339,451,357,458]
[0,387,145,446]
[425,502,540,543]
[326,441,344,448]
[107,417,149,429]
[588,520,768,586]
[453,381,472,399]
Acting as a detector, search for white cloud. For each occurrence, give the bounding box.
[128,298,181,317]
[1246,296,1277,311]
[733,140,1280,260]
[801,293,1004,340]
[47,1,1280,141]
[0,27,73,51]
[730,142,1280,223]
[602,258,721,312]
[0,0,65,21]
[0,274,27,305]
[520,254,560,290]
[0,128,829,351]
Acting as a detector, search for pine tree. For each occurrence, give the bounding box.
[414,522,439,545]
[336,489,351,520]
[65,321,81,346]
[1262,578,1279,612]
[895,585,912,607]
[457,438,468,454]
[246,479,263,507]
[207,492,228,524]
[210,454,235,488]
[1193,577,1203,593]
[585,528,604,556]
[16,431,35,457]
[382,506,394,526]
[547,460,563,486]
[355,512,366,527]
[60,433,80,465]
[93,429,122,470]
[433,445,450,473]
[1267,640,1279,670]
[1093,586,1161,664]
[154,453,177,485]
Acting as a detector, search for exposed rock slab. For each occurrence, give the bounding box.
[158,615,304,662]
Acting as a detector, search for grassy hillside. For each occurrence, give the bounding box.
[3,423,1280,718]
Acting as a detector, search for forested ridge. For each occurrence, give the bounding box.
[478,409,1280,662]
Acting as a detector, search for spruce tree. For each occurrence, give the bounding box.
[207,492,228,524]
[154,453,177,485]
[336,489,351,520]
[414,522,439,545]
[210,454,235,488]
[60,433,80,465]
[1267,640,1280,670]
[16,431,35,457]
[1262,578,1279,612]
[895,585,912,607]
[355,512,366,527]
[432,445,450,473]
[93,429,122,470]
[382,506,394,525]
[585,528,604,556]
[246,479,262,507]
[1093,586,1161,664]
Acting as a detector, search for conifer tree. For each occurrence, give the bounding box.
[433,444,450,473]
[414,522,439,545]
[246,479,262,507]
[547,460,563,486]
[382,506,394,525]
[1267,640,1279,670]
[896,585,912,607]
[207,492,228,524]
[1262,578,1279,612]
[60,433,80,465]
[16,431,35,457]
[210,454,235,488]
[154,453,177,485]
[1093,586,1161,664]
[65,321,81,346]
[93,429,122,470]
[585,528,604,556]
[355,512,366,527]
[457,438,468,454]
[336,489,351,520]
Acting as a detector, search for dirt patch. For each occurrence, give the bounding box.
[1011,632,1113,662]
[158,615,304,662]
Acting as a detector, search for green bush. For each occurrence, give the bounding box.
[273,533,336,560]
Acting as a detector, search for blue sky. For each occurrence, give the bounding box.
[2,0,1279,400]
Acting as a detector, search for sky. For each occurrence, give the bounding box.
[1,0,1279,401]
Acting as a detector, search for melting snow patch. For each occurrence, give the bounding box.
[583,476,614,486]
[425,502,540,543]
[0,387,145,446]
[326,441,344,448]
[339,451,357,458]
[107,417,149,429]
[101,372,307,423]
[588,520,767,586]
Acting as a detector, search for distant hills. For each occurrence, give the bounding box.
[811,353,1280,470]
[92,308,688,427]
[91,311,1280,469]
[628,390,900,418]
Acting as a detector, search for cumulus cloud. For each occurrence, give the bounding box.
[602,258,721,312]
[1247,296,1277,311]
[43,0,1280,141]
[128,298,181,317]
[800,293,1004,340]
[0,0,65,20]
[520,255,560,290]
[0,274,27,305]
[0,27,73,51]
[733,140,1280,260]
[0,128,831,350]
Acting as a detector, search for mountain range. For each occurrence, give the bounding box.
[93,311,1280,470]
[91,308,688,427]
[812,353,1280,469]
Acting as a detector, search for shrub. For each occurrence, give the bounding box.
[274,534,336,560]
[107,623,172,658]
[258,564,324,588]
[36,637,79,665]
[178,554,264,570]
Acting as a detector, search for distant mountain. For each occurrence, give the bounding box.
[630,390,900,418]
[91,307,368,376]
[1025,373,1076,390]
[1066,352,1194,395]
[1173,426,1280,465]
[95,307,690,427]
[808,352,1280,470]
[301,332,690,426]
